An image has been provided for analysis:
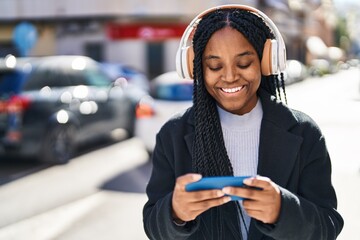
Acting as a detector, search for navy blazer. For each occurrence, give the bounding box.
[143,90,344,239]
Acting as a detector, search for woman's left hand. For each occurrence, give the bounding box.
[222,176,281,224]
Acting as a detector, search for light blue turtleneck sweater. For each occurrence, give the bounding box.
[217,99,263,240]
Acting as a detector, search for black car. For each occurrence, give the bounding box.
[0,55,144,163]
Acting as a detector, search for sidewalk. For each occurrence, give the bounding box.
[0,138,150,240]
[0,191,148,240]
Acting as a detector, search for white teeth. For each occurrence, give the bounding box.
[221,86,243,93]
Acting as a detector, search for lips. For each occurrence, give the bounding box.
[220,86,244,93]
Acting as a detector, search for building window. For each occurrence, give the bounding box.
[0,42,20,57]
[85,42,104,62]
[147,42,164,79]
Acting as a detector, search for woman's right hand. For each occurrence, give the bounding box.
[171,173,231,222]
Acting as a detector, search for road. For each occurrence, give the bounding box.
[0,67,359,240]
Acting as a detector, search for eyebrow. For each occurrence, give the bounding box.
[204,51,255,60]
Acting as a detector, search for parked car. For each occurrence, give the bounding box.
[100,62,150,92]
[135,71,193,152]
[0,55,145,163]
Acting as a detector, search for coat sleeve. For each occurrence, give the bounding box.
[142,127,199,239]
[256,121,344,239]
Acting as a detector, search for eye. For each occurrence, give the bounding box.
[209,66,222,71]
[237,63,251,69]
[206,63,222,71]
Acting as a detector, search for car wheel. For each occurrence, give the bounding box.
[39,124,77,164]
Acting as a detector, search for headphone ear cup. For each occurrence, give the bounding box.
[261,39,278,76]
[176,24,197,79]
[176,45,194,79]
[176,46,185,78]
[278,42,286,72]
[186,46,194,79]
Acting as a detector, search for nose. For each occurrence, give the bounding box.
[222,66,238,83]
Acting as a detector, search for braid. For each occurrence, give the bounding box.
[191,8,287,177]
[280,72,287,103]
[192,12,233,176]
[275,75,282,100]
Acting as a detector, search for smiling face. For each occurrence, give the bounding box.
[202,26,262,115]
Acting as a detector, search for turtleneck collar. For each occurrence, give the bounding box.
[217,99,263,130]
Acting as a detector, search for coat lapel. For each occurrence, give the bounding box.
[248,90,303,240]
[257,119,303,187]
[256,89,303,187]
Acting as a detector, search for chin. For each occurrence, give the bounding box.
[222,104,246,115]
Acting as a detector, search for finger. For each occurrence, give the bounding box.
[242,199,270,211]
[180,196,232,221]
[173,193,231,220]
[186,189,226,202]
[222,186,262,201]
[244,207,277,224]
[190,195,232,212]
[243,208,264,221]
[242,195,281,224]
[175,173,202,191]
[243,176,272,190]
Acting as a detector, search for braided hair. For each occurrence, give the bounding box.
[192,8,287,176]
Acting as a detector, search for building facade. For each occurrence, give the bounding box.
[0,0,337,79]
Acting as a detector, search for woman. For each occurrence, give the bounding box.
[143,5,343,240]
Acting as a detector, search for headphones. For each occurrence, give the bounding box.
[175,4,287,79]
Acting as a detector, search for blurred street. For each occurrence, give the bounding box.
[0,67,359,240]
[286,67,360,240]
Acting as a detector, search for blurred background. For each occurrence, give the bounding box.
[0,0,359,239]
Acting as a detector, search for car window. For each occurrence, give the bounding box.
[83,69,110,87]
[23,69,73,90]
[17,57,111,90]
[48,71,73,87]
[67,71,86,86]
[24,69,50,90]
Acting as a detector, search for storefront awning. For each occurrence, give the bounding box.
[106,23,187,40]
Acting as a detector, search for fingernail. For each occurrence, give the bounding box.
[244,178,252,185]
[193,174,202,181]
[222,187,230,194]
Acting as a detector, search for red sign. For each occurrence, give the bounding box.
[106,23,187,40]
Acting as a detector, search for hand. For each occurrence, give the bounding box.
[222,176,281,224]
[172,173,232,222]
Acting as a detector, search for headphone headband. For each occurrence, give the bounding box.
[176,4,287,79]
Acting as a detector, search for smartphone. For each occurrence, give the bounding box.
[185,176,255,201]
